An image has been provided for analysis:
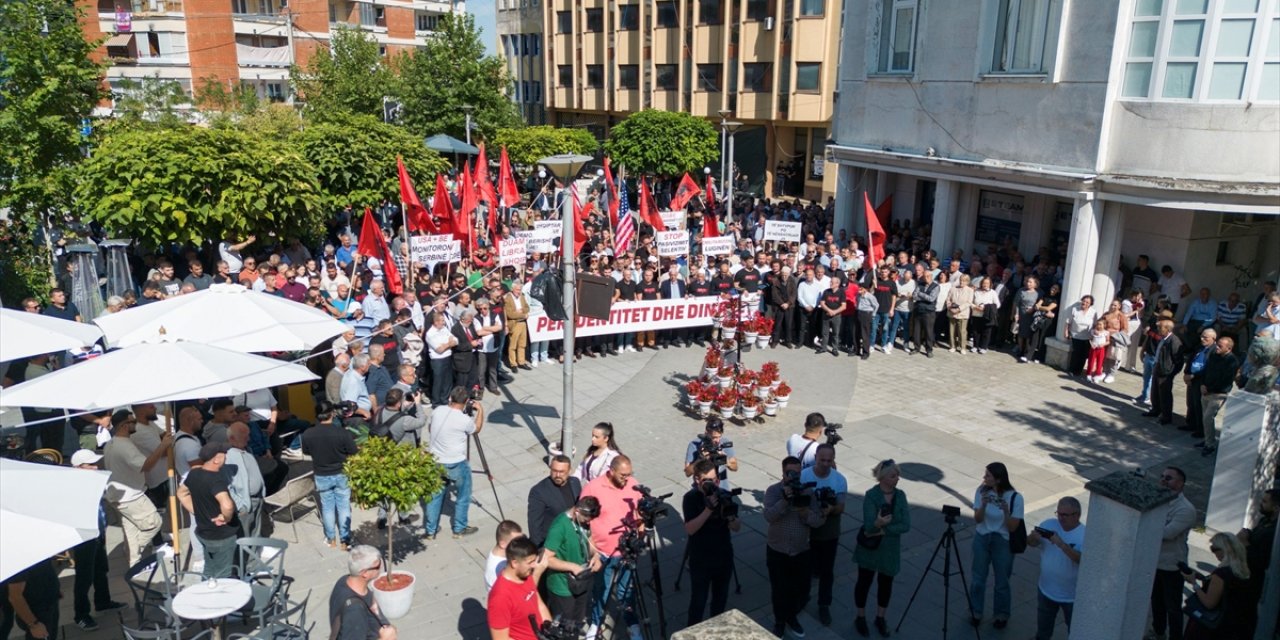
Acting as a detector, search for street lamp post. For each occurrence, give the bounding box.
[536,153,593,458]
[717,109,731,201]
[723,121,742,223]
[462,104,475,146]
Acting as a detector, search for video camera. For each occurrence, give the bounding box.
[633,484,672,527]
[783,469,818,508]
[823,422,844,446]
[463,385,484,416]
[813,487,839,509]
[699,480,742,520]
[530,616,584,640]
[694,433,733,468]
[942,504,962,525]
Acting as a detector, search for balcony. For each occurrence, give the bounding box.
[236,43,291,67]
[98,0,184,15]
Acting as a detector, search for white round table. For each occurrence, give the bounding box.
[172,579,253,640]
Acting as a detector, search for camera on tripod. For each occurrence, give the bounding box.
[633,484,672,527]
[530,616,583,640]
[694,433,733,468]
[823,422,844,446]
[463,385,484,416]
[783,470,818,508]
[941,504,962,524]
[699,480,742,519]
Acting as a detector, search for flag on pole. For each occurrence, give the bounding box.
[616,178,634,252]
[669,172,702,211]
[570,183,587,256]
[864,191,886,266]
[638,177,663,230]
[458,162,478,247]
[474,142,498,207]
[431,174,455,236]
[398,157,436,233]
[875,195,893,232]
[603,157,620,229]
[498,146,520,208]
[358,207,403,294]
[705,173,716,213]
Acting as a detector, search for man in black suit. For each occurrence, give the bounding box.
[1143,318,1184,425]
[526,455,581,547]
[660,264,688,347]
[451,309,480,390]
[768,265,799,348]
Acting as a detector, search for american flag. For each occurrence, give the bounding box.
[615,178,634,253]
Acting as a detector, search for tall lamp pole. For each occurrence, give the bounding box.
[462,104,475,146]
[537,153,592,457]
[723,121,742,223]
[717,109,731,200]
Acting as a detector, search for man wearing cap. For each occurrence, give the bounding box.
[179,443,240,578]
[69,450,126,630]
[102,410,171,568]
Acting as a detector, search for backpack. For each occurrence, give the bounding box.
[370,409,407,441]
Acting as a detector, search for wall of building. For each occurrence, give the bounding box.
[1105,101,1280,183]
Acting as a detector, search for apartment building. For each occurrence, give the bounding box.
[541,0,841,200]
[827,0,1279,367]
[79,0,464,109]
[497,0,546,124]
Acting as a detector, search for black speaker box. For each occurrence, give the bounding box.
[576,273,616,320]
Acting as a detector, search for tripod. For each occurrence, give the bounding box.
[599,527,668,640]
[467,432,505,521]
[895,518,980,640]
[671,545,742,594]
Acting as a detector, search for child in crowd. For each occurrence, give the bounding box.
[1086,319,1110,383]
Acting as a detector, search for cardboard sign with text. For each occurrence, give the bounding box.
[660,210,686,230]
[656,230,690,257]
[499,236,527,267]
[528,296,720,341]
[702,236,735,256]
[763,220,802,243]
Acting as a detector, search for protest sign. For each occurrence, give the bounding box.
[499,236,527,267]
[529,296,720,341]
[656,230,690,257]
[409,236,431,265]
[660,210,685,230]
[763,220,802,243]
[702,236,734,256]
[530,220,560,253]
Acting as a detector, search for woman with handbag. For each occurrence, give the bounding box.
[969,462,1024,629]
[1182,533,1252,639]
[971,277,1000,354]
[542,497,602,626]
[853,460,911,637]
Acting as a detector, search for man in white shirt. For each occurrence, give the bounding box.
[425,312,457,407]
[785,412,827,470]
[796,267,824,349]
[1028,497,1085,640]
[423,387,485,539]
[103,410,171,568]
[484,521,524,592]
[340,354,373,418]
[225,422,266,538]
[129,403,170,508]
[473,298,504,395]
[363,280,392,324]
[219,234,254,276]
[1149,466,1195,640]
[173,407,204,480]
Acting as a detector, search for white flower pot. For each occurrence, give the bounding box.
[718,376,733,389]
[704,366,718,378]
[776,395,790,408]
[698,401,712,414]
[741,406,759,419]
[369,571,416,620]
[755,386,770,399]
[722,327,737,340]
[770,380,781,391]
[763,403,778,416]
[757,335,771,348]
[744,331,759,342]
[719,407,735,419]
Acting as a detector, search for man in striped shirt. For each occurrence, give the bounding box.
[1215,292,1249,341]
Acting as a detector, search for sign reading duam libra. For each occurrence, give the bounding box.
[499,236,527,267]
[660,210,686,230]
[702,236,734,256]
[655,230,690,256]
[763,220,802,243]
[529,296,721,341]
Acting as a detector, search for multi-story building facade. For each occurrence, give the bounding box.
[541,0,841,200]
[497,0,546,124]
[828,0,1279,364]
[79,0,464,109]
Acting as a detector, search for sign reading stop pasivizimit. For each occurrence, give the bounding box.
[656,230,690,257]
[702,236,735,256]
[499,236,527,267]
[528,296,721,341]
[763,220,802,243]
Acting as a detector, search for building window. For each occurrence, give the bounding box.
[1123,0,1279,101]
[267,82,286,102]
[746,0,769,20]
[557,10,572,33]
[655,64,679,89]
[233,0,247,14]
[530,34,540,56]
[800,0,824,16]
[514,81,522,102]
[359,3,377,26]
[532,81,542,103]
[618,4,639,30]
[700,0,722,24]
[656,1,679,26]
[744,62,772,91]
[585,8,603,32]
[877,0,918,73]
[558,64,573,87]
[586,64,604,88]
[416,13,439,31]
[697,63,723,90]
[991,0,1057,73]
[795,62,821,91]
[519,34,528,56]
[619,64,639,88]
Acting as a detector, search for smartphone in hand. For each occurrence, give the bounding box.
[1033,526,1054,538]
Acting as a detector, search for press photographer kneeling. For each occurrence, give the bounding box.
[684,417,738,483]
[682,459,742,627]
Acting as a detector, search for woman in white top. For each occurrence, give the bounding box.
[970,278,1001,353]
[571,422,621,483]
[968,462,1024,629]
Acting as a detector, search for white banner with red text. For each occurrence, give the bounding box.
[528,296,722,341]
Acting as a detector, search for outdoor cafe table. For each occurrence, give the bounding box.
[171,579,253,640]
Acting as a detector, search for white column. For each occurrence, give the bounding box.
[1070,472,1176,640]
[930,179,958,256]
[1091,202,1125,307]
[1206,390,1280,533]
[952,184,977,256]
[833,164,857,236]
[1059,193,1102,315]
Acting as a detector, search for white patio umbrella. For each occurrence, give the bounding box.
[94,283,347,352]
[0,308,103,362]
[0,338,319,411]
[1,458,110,581]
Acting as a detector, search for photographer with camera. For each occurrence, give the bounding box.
[580,455,641,640]
[764,456,825,638]
[1027,497,1084,640]
[684,418,738,482]
[542,497,603,626]
[487,536,551,640]
[786,412,839,470]
[682,459,741,627]
[801,444,846,627]
[423,386,485,539]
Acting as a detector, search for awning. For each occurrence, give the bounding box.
[104,33,134,48]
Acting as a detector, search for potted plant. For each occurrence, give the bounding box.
[741,394,760,419]
[721,315,738,340]
[742,315,760,343]
[761,362,782,390]
[774,382,792,408]
[756,316,774,348]
[344,436,445,619]
[696,386,718,414]
[716,389,738,419]
[717,365,735,389]
[704,349,721,377]
[735,369,756,395]
[763,395,779,416]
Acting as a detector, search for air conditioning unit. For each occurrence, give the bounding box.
[764,17,774,30]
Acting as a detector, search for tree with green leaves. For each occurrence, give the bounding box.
[344,435,444,573]
[107,77,191,131]
[291,26,398,120]
[0,0,105,302]
[604,110,719,176]
[74,127,325,247]
[396,13,520,142]
[293,113,449,210]
[493,126,600,167]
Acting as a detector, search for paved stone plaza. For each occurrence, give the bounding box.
[58,342,1224,640]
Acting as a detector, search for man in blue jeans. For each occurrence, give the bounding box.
[301,402,358,549]
[869,265,898,352]
[424,386,485,539]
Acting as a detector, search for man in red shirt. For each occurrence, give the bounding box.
[580,455,642,638]
[487,536,550,640]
